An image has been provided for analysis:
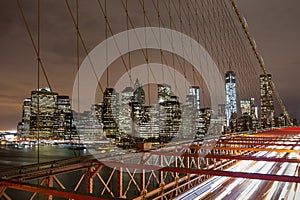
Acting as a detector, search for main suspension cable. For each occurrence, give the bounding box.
[229,0,291,125]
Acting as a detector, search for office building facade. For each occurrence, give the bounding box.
[260,74,275,128]
[225,71,237,126]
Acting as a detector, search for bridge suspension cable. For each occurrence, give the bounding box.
[16,0,52,91]
[229,0,291,125]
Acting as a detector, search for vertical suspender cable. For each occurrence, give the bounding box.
[75,0,80,157]
[36,2,41,198]
[97,0,133,87]
[16,1,52,92]
[16,0,56,166]
[126,0,131,87]
[142,0,150,106]
[65,0,104,95]
[37,0,40,167]
[105,0,108,88]
[178,0,188,94]
[76,0,80,114]
[186,1,195,86]
[169,0,176,95]
[157,0,164,84]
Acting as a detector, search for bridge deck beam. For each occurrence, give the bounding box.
[0,181,108,200]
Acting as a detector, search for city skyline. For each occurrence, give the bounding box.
[0,1,299,199]
[0,0,300,130]
[16,70,289,141]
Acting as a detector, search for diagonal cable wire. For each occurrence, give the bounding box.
[16,0,52,91]
[65,0,104,95]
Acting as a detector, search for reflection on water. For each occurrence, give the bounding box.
[0,145,88,169]
[0,146,90,200]
[0,145,163,199]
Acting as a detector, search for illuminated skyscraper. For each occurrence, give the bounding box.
[260,74,274,128]
[30,88,58,138]
[20,98,31,137]
[22,99,32,121]
[240,100,251,115]
[225,71,237,126]
[199,108,212,136]
[133,79,145,105]
[189,86,202,136]
[119,87,134,136]
[157,84,181,139]
[240,98,259,130]
[189,86,201,110]
[18,88,76,139]
[250,98,257,118]
[102,88,119,139]
[72,103,104,142]
[159,96,181,139]
[88,103,104,140]
[181,95,197,139]
[56,96,73,137]
[158,84,171,104]
[91,103,103,124]
[131,80,146,138]
[181,86,201,139]
[73,110,97,141]
[138,105,160,139]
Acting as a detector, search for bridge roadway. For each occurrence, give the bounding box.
[175,150,300,199]
[0,127,299,199]
[176,130,300,200]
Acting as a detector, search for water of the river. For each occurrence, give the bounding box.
[0,145,90,200]
[0,145,88,168]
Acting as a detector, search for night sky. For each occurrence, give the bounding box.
[0,0,299,130]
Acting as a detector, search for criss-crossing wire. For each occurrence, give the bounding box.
[97,0,138,88]
[141,0,187,100]
[229,0,291,124]
[114,0,265,109]
[221,0,259,100]
[16,0,52,91]
[160,0,216,100]
[123,0,188,101]
[17,0,289,133]
[120,0,158,85]
[64,0,104,95]
[142,0,150,106]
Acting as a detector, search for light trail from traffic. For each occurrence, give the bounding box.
[175,144,300,200]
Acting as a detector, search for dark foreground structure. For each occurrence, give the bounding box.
[0,127,299,199]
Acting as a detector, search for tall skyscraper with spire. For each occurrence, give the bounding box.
[133,79,145,105]
[225,71,237,126]
[131,79,146,137]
